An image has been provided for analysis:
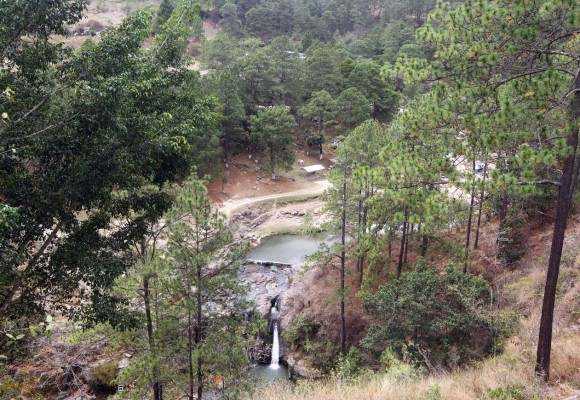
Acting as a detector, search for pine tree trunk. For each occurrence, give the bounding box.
[420,234,428,257]
[464,158,476,273]
[497,191,509,250]
[388,228,392,258]
[535,75,580,381]
[339,160,347,355]
[144,276,162,400]
[356,190,363,277]
[358,185,369,288]
[397,208,408,278]
[404,223,412,264]
[270,145,276,180]
[196,262,204,399]
[188,310,195,400]
[474,160,488,249]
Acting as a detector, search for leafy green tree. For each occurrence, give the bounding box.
[361,262,506,367]
[156,0,175,29]
[0,4,218,335]
[324,120,385,344]
[219,2,243,35]
[396,43,425,60]
[303,43,348,96]
[381,20,416,63]
[250,106,296,179]
[203,68,248,160]
[265,36,305,106]
[346,61,399,122]
[200,31,242,69]
[299,90,336,158]
[336,87,371,130]
[245,0,295,40]
[342,120,386,287]
[238,48,279,111]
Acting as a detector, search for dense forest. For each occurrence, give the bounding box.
[1,0,579,399]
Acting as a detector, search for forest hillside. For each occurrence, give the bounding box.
[1,0,579,399]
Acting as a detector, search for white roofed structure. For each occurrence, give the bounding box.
[302,164,325,173]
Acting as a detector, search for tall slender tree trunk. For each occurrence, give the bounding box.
[404,223,413,264]
[397,208,408,278]
[536,75,580,381]
[464,158,477,273]
[196,262,203,399]
[270,145,276,180]
[356,190,363,277]
[388,227,392,258]
[339,160,347,355]
[497,190,509,252]
[474,160,488,249]
[144,276,162,400]
[188,309,195,400]
[420,227,429,257]
[358,185,369,288]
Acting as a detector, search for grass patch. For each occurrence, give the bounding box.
[255,225,304,236]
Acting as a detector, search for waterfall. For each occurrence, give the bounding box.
[270,306,280,368]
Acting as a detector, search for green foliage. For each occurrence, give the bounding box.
[299,90,336,137]
[282,314,339,374]
[379,348,421,381]
[382,20,417,63]
[335,347,365,381]
[362,263,512,367]
[87,360,119,391]
[497,215,527,267]
[336,87,371,130]
[425,384,443,400]
[250,105,296,179]
[0,374,42,399]
[114,177,253,398]
[156,0,175,29]
[346,61,399,122]
[0,2,219,336]
[486,384,531,400]
[283,314,317,351]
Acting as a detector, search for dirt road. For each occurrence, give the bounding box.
[219,179,331,219]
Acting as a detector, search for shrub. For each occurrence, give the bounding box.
[87,360,118,392]
[335,347,365,380]
[283,314,339,374]
[425,384,443,400]
[380,348,421,381]
[486,384,527,400]
[361,263,515,368]
[497,215,526,266]
[283,314,318,351]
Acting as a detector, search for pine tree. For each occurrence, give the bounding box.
[250,106,297,180]
[390,0,580,379]
[116,178,251,399]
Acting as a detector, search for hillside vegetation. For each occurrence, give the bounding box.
[1,0,579,398]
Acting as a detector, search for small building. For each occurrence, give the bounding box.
[302,164,325,174]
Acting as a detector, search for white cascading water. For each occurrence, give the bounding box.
[270,306,280,368]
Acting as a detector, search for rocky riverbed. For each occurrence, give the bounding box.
[231,198,333,378]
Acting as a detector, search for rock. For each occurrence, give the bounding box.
[284,353,319,379]
[241,210,254,219]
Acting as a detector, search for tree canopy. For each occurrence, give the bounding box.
[0,3,219,327]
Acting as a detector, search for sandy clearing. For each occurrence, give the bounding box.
[219,179,331,219]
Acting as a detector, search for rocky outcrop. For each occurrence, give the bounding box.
[282,353,321,379]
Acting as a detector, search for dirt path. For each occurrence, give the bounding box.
[219,179,331,219]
